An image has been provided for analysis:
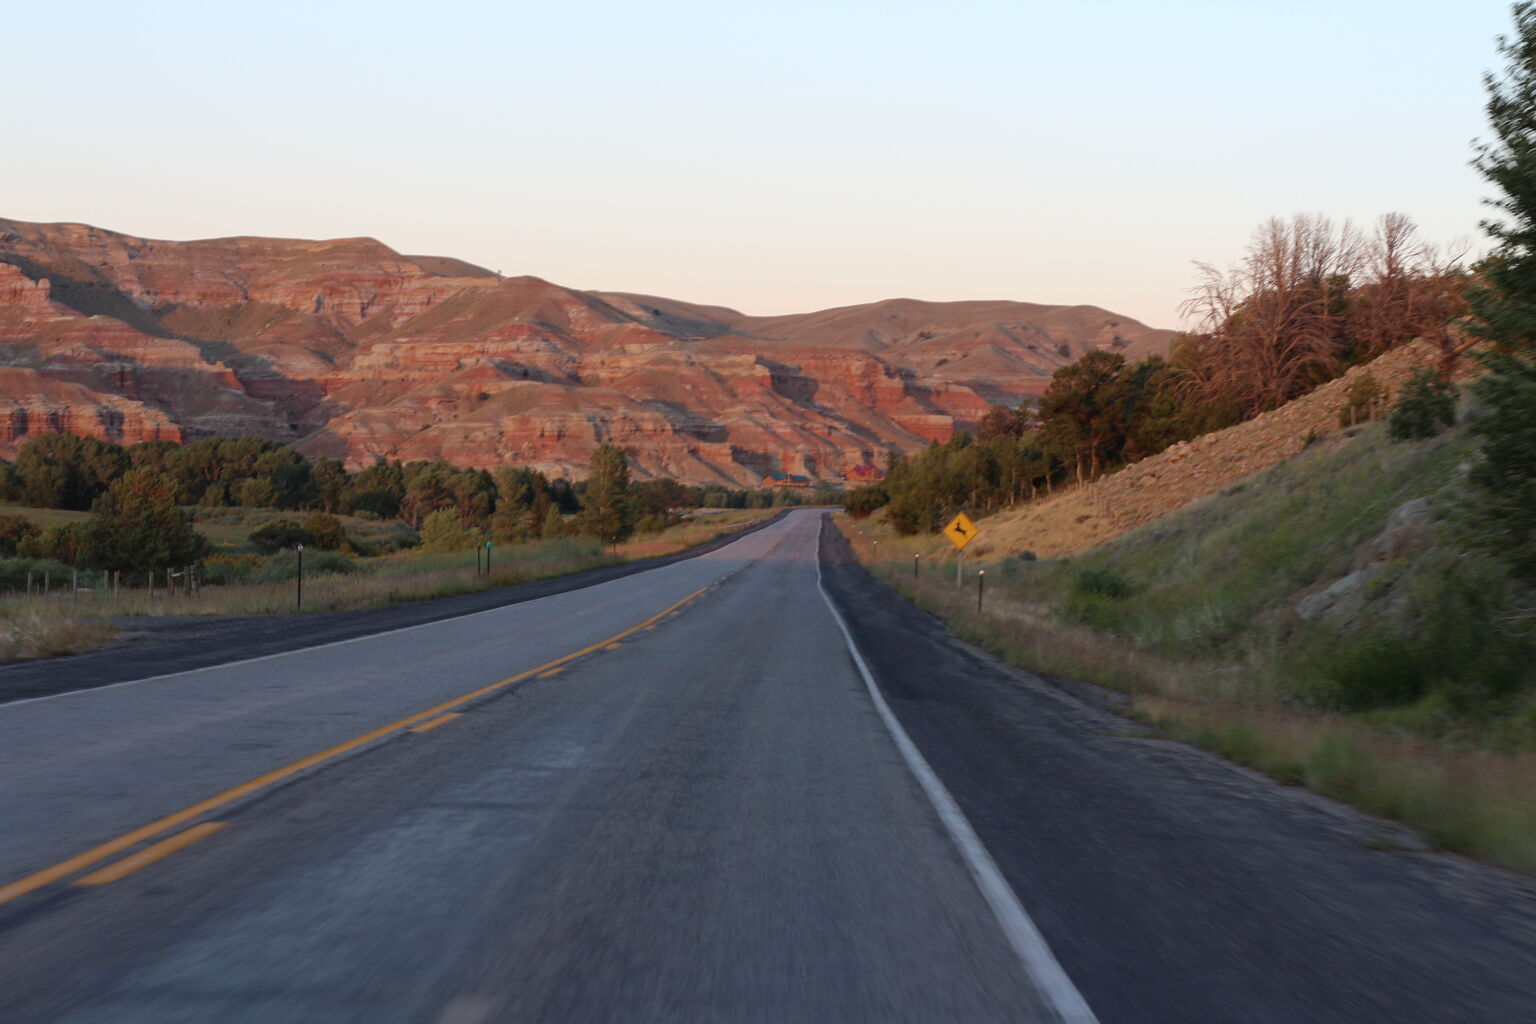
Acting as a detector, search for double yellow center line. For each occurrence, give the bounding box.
[0,584,709,906]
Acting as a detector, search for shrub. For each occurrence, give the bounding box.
[1059,565,1137,631]
[1388,369,1458,442]
[1339,371,1386,427]
[248,518,315,554]
[844,484,890,520]
[0,557,76,594]
[0,515,40,556]
[1073,566,1135,599]
[201,553,262,585]
[17,522,88,564]
[1308,634,1429,710]
[633,513,674,535]
[302,512,351,552]
[1298,567,1533,713]
[419,508,474,553]
[251,549,356,583]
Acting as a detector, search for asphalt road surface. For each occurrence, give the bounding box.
[0,509,1532,1022]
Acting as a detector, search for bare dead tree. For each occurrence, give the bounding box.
[1349,213,1468,363]
[1178,214,1363,416]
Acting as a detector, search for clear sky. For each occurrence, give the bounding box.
[2,1,1515,329]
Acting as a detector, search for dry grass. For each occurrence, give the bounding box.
[1134,696,1536,875]
[97,539,622,617]
[0,509,772,664]
[0,604,115,660]
[838,515,1536,877]
[47,510,774,620]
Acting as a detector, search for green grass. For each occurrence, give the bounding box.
[188,506,418,553]
[1024,426,1475,656]
[0,504,89,527]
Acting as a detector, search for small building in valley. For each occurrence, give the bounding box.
[763,472,812,489]
[844,463,885,485]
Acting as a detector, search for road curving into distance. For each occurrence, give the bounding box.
[0,509,1531,1022]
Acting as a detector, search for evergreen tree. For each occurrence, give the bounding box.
[577,444,635,544]
[1466,3,1536,585]
[1037,350,1132,482]
[1387,369,1458,441]
[83,468,208,573]
[1469,2,1536,354]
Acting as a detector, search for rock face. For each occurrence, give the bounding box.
[0,217,1173,484]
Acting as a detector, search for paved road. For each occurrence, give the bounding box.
[0,509,1532,1021]
[0,510,785,705]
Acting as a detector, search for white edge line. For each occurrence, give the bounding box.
[814,515,1099,1024]
[0,515,796,712]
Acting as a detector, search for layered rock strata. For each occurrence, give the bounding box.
[0,217,1172,484]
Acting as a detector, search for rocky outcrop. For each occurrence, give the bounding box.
[0,368,181,447]
[0,216,1172,484]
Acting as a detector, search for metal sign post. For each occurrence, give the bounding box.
[296,543,304,611]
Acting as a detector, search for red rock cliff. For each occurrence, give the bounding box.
[0,217,1171,484]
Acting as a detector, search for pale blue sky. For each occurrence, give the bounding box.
[3,1,1514,328]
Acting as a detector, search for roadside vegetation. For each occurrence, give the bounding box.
[842,416,1536,872]
[0,428,822,654]
[841,4,1536,876]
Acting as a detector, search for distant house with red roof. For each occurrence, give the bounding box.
[844,463,885,485]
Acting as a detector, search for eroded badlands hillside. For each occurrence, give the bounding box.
[0,218,1172,484]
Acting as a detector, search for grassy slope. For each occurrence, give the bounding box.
[844,420,1536,874]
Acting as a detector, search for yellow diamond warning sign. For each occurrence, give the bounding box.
[942,512,979,551]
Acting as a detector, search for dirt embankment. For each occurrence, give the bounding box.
[981,341,1444,559]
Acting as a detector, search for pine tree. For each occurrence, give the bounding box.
[1387,369,1458,441]
[1467,3,1536,584]
[1470,3,1536,354]
[577,444,635,544]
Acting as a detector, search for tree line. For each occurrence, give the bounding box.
[852,212,1471,535]
[0,435,826,575]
